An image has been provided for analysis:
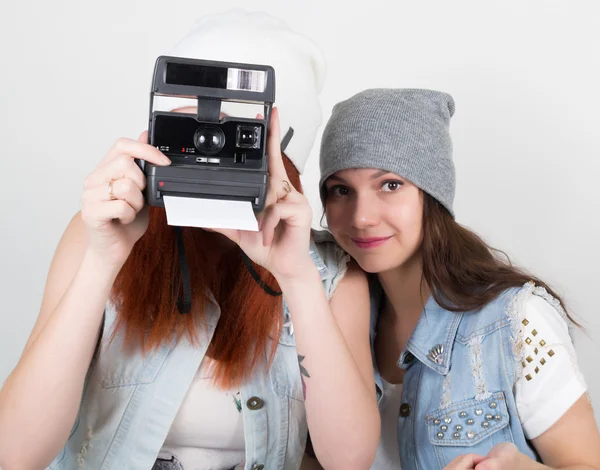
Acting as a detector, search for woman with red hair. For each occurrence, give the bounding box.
[0,12,379,470]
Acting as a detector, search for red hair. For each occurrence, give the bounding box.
[110,156,302,388]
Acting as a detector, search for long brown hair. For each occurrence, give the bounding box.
[110,156,302,388]
[421,194,577,323]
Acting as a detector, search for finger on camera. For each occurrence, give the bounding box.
[266,108,288,179]
[87,156,146,191]
[107,137,171,167]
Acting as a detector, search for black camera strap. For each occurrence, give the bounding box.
[175,128,294,313]
[241,252,282,297]
[174,226,192,314]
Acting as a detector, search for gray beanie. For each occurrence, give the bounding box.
[319,88,456,216]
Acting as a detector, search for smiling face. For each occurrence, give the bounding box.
[324,168,424,274]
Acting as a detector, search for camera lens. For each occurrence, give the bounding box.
[236,125,261,149]
[194,126,225,155]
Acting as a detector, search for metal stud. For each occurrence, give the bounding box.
[434,419,441,425]
[482,421,490,428]
[535,366,540,374]
[494,415,502,421]
[532,329,538,336]
[526,356,533,363]
[453,432,461,439]
[489,402,497,409]
[534,347,539,355]
[444,417,452,424]
[485,414,493,420]
[540,358,546,365]
[440,425,448,432]
[522,318,529,326]
[475,409,483,416]
[548,350,555,357]
[459,411,468,418]
[437,432,444,439]
[525,337,532,345]
[467,431,476,439]
[467,419,475,425]
[427,344,444,365]
[455,425,463,431]
[540,339,546,347]
[526,374,532,381]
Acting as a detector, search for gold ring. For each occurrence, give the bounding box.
[282,180,292,197]
[108,179,117,201]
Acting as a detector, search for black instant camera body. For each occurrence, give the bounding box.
[142,56,275,212]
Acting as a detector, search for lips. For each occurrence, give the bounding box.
[350,236,393,249]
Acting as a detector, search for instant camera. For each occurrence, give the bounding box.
[141,56,275,211]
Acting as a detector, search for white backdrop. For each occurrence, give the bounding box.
[1,0,599,425]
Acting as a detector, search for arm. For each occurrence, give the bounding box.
[446,294,600,470]
[214,109,380,470]
[470,397,600,470]
[0,134,169,470]
[279,261,380,470]
[0,214,119,469]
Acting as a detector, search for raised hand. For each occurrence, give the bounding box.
[211,108,314,281]
[81,132,171,267]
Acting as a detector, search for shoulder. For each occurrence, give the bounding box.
[310,229,364,299]
[310,229,350,275]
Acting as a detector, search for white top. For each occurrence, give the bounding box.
[370,296,587,468]
[371,379,403,469]
[516,294,587,439]
[156,357,245,470]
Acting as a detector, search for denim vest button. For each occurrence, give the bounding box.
[403,352,415,364]
[252,465,265,470]
[399,403,411,417]
[247,397,264,410]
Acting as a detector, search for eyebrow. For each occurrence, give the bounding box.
[327,169,393,184]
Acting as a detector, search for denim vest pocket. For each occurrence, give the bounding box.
[94,342,172,388]
[426,392,514,468]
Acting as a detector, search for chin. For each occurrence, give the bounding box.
[348,253,401,274]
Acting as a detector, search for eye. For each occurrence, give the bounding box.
[381,180,403,192]
[327,185,351,197]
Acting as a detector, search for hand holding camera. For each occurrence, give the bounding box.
[80,133,171,268]
[211,107,314,282]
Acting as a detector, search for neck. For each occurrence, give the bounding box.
[377,251,430,344]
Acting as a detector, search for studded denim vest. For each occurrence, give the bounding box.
[47,231,349,470]
[369,281,556,469]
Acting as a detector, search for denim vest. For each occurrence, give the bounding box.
[370,281,561,469]
[48,231,349,470]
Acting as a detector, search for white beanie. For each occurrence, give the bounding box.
[155,10,326,174]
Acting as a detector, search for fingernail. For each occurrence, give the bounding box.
[162,157,171,165]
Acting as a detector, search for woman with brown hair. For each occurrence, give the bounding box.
[0,12,379,470]
[319,88,600,470]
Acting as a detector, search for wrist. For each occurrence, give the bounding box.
[274,259,321,289]
[82,248,125,280]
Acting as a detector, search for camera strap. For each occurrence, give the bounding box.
[241,252,282,297]
[174,226,192,314]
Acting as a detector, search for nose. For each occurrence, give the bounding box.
[351,192,379,230]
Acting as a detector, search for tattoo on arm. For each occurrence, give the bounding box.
[299,355,310,399]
